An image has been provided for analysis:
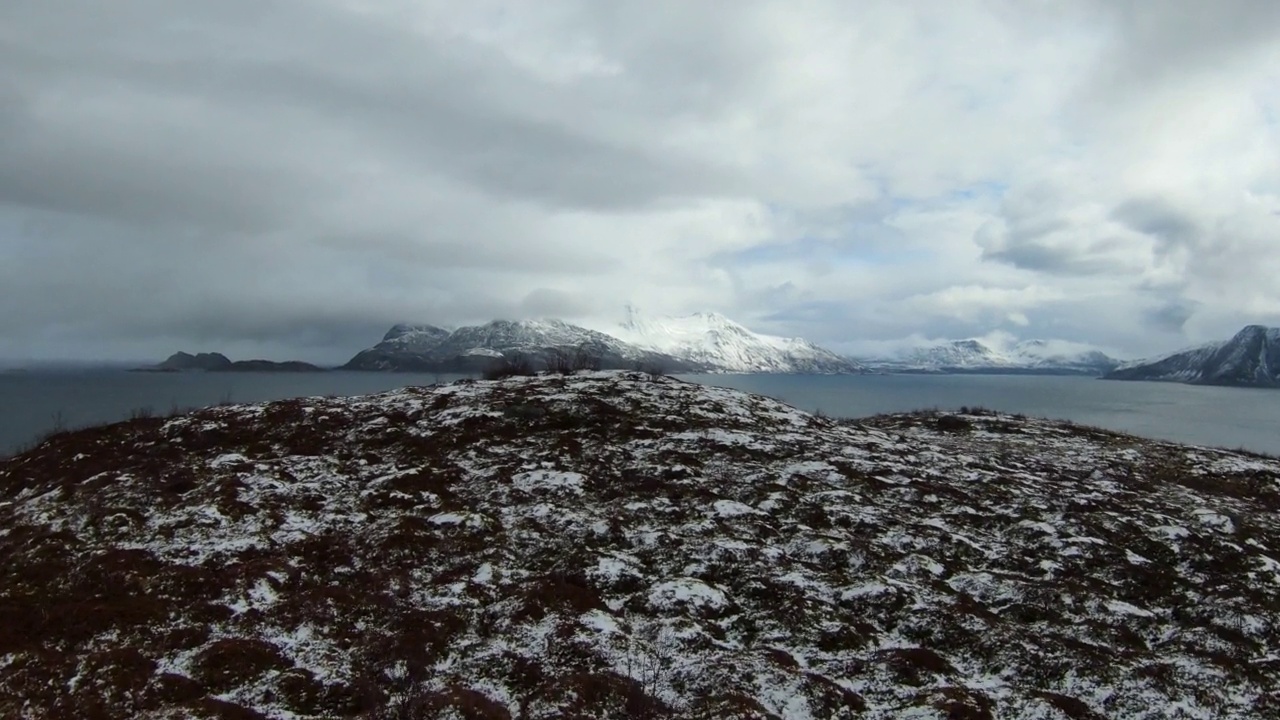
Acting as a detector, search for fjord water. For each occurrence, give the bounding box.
[1,370,1277,457]
[686,373,1280,455]
[0,370,469,458]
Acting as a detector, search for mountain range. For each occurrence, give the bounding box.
[1105,325,1280,388]
[858,338,1121,376]
[141,317,1280,387]
[342,319,705,373]
[344,309,864,374]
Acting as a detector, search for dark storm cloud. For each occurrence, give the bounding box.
[1144,299,1200,334]
[1111,198,1201,253]
[974,208,1141,277]
[0,0,732,229]
[0,0,734,361]
[1093,0,1280,89]
[982,241,1112,276]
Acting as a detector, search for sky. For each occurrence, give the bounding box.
[2,0,1279,364]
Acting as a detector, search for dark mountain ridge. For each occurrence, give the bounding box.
[1105,325,1280,388]
[145,352,324,373]
[343,319,702,373]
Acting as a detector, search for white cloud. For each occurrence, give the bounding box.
[0,0,1277,362]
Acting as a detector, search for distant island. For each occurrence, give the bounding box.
[139,351,326,373]
[1104,325,1280,388]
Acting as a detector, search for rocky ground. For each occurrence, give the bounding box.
[1,372,1278,719]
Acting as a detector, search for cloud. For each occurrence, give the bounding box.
[0,0,1277,363]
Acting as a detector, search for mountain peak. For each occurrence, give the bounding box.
[156,351,232,371]
[610,308,860,374]
[1232,324,1280,342]
[382,323,449,343]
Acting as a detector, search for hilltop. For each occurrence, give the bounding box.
[2,373,1279,718]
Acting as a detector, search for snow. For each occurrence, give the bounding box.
[603,306,860,374]
[511,469,586,495]
[860,335,1120,373]
[841,581,893,599]
[711,499,759,517]
[1192,507,1235,533]
[647,578,729,611]
[579,609,622,635]
[1105,600,1155,618]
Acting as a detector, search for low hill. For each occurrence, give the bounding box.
[2,373,1278,718]
[148,352,324,373]
[861,338,1119,376]
[155,351,233,371]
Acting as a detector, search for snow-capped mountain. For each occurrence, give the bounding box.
[1105,325,1280,387]
[344,319,696,372]
[605,306,863,374]
[347,311,863,374]
[862,337,1120,375]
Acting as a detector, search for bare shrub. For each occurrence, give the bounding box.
[573,343,604,372]
[634,361,668,381]
[547,348,575,375]
[483,353,537,380]
[935,415,973,433]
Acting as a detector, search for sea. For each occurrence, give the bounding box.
[1,370,1277,458]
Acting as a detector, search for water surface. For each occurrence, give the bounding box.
[683,373,1279,455]
[1,370,1276,457]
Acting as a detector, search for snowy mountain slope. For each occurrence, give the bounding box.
[348,311,861,374]
[1105,325,1280,387]
[344,319,695,372]
[3,372,1279,718]
[606,306,863,374]
[862,337,1120,375]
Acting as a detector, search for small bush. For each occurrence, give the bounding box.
[483,353,537,380]
[935,415,973,433]
[635,361,668,380]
